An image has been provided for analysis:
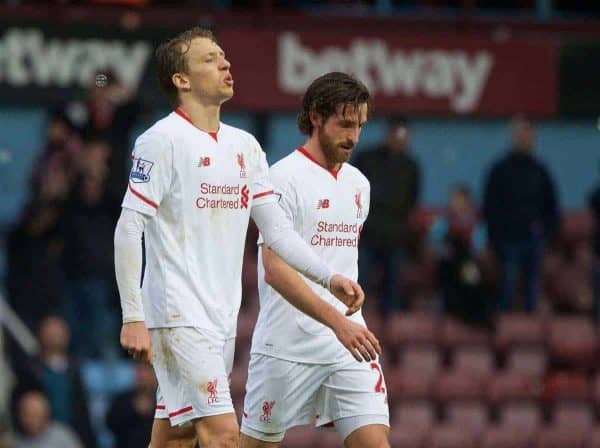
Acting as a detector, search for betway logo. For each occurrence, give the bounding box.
[0,28,151,88]
[278,33,494,113]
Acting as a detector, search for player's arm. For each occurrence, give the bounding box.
[115,131,172,364]
[114,207,152,363]
[251,201,364,314]
[261,245,380,362]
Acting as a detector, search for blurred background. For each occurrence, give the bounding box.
[1,0,600,447]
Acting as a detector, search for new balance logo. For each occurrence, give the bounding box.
[317,199,330,209]
[198,157,211,167]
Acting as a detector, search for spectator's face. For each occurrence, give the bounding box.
[512,120,535,152]
[78,141,111,178]
[315,103,368,165]
[87,141,111,163]
[39,163,70,202]
[18,392,50,436]
[39,317,70,355]
[47,119,69,146]
[178,37,233,105]
[387,124,409,153]
[449,190,471,214]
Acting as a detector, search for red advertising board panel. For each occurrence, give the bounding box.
[221,30,558,116]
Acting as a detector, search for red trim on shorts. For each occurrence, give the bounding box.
[253,190,273,199]
[168,406,194,417]
[128,182,158,209]
[175,108,218,142]
[297,147,340,180]
[155,405,166,410]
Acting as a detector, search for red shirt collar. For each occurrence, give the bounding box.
[175,108,218,142]
[296,147,340,180]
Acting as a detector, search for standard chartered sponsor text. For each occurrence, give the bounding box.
[196,183,244,209]
[311,220,360,247]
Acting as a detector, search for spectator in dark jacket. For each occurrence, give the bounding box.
[6,201,64,332]
[589,165,600,319]
[106,362,157,448]
[60,139,121,360]
[483,115,560,312]
[354,116,420,314]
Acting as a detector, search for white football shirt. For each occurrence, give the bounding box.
[121,110,276,339]
[251,148,370,363]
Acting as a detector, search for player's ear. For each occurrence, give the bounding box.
[172,73,191,93]
[309,110,322,129]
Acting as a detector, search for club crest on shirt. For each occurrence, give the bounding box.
[260,400,275,423]
[130,157,154,183]
[355,192,363,218]
[237,153,247,178]
[207,379,219,404]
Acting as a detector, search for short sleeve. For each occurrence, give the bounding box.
[121,131,173,217]
[249,138,276,207]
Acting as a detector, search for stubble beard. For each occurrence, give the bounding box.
[318,126,353,166]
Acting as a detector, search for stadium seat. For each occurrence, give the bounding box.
[452,346,494,378]
[427,423,477,448]
[385,312,437,349]
[505,345,547,376]
[363,311,383,339]
[562,210,594,244]
[548,316,597,367]
[487,371,542,403]
[389,426,426,448]
[536,425,587,448]
[482,425,534,448]
[593,373,600,404]
[445,401,488,438]
[392,400,436,435]
[499,401,542,437]
[434,371,487,402]
[588,426,600,448]
[495,313,545,351]
[543,371,590,401]
[552,401,593,433]
[387,368,433,401]
[440,317,489,349]
[401,346,441,379]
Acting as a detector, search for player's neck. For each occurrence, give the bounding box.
[177,100,220,133]
[303,139,341,172]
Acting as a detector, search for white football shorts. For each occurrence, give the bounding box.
[241,354,389,442]
[152,327,235,426]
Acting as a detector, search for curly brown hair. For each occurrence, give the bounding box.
[297,72,371,136]
[155,27,217,108]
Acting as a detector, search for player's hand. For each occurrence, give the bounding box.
[329,274,365,316]
[333,319,381,362]
[120,321,153,364]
